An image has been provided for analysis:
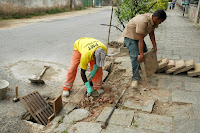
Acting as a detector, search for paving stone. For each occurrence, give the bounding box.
[157,59,175,73]
[66,109,90,122]
[124,99,143,110]
[96,107,134,126]
[193,104,200,119]
[142,99,155,113]
[150,90,170,102]
[166,59,186,74]
[114,56,131,63]
[73,86,86,104]
[135,113,172,133]
[140,49,158,78]
[102,124,146,133]
[158,79,184,90]
[158,58,169,70]
[68,122,102,133]
[174,59,195,75]
[54,109,90,133]
[175,119,200,133]
[185,81,200,91]
[172,90,200,104]
[169,104,193,120]
[188,63,200,77]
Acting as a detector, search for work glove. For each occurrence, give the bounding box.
[85,81,93,96]
[88,64,99,80]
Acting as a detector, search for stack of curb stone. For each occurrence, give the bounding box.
[157,58,200,77]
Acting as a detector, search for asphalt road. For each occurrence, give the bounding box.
[0,6,122,67]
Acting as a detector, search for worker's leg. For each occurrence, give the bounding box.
[124,37,147,81]
[90,60,103,90]
[62,50,81,91]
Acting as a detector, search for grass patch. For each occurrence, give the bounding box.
[61,130,68,133]
[0,7,86,20]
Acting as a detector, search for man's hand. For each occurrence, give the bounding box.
[152,46,157,52]
[138,55,144,63]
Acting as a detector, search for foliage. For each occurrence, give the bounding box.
[114,0,168,30]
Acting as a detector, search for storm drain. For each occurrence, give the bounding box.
[20,91,54,126]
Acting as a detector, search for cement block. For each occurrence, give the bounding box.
[172,90,200,104]
[166,59,185,74]
[142,100,155,113]
[140,49,158,78]
[73,86,86,104]
[103,125,146,133]
[185,81,200,91]
[96,107,134,126]
[175,119,200,133]
[158,58,169,70]
[124,99,143,110]
[135,113,172,133]
[188,63,200,77]
[66,109,90,122]
[173,59,195,75]
[193,104,200,119]
[68,122,102,133]
[157,60,174,73]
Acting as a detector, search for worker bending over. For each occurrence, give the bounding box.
[62,37,107,97]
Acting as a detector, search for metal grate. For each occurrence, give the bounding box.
[20,91,54,125]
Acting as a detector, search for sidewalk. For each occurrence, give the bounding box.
[45,7,200,133]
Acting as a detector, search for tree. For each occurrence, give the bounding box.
[113,0,168,31]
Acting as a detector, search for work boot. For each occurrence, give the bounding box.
[97,89,104,95]
[62,90,70,97]
[131,80,138,89]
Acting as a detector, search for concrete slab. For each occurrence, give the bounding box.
[172,90,200,104]
[54,109,90,133]
[174,59,195,75]
[114,56,131,63]
[140,49,158,78]
[73,86,86,104]
[158,58,169,70]
[188,63,200,77]
[175,119,200,133]
[124,99,143,110]
[193,104,200,119]
[185,81,200,91]
[68,122,102,133]
[66,109,90,122]
[157,60,175,73]
[166,59,185,74]
[102,124,146,133]
[158,79,184,90]
[142,99,155,113]
[96,107,134,126]
[135,113,172,133]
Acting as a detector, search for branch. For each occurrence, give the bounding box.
[100,24,123,32]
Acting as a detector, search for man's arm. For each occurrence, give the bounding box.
[81,69,87,83]
[149,30,157,52]
[138,34,145,63]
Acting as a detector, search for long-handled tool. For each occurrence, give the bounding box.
[13,86,19,102]
[101,88,126,129]
[29,66,50,85]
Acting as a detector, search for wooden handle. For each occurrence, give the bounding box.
[15,86,18,98]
